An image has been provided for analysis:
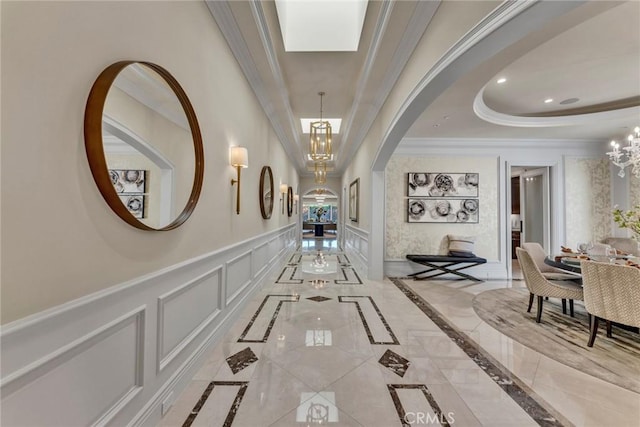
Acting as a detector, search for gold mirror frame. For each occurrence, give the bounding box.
[84,61,204,231]
[287,186,294,217]
[259,166,274,219]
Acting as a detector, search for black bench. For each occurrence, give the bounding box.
[406,254,487,282]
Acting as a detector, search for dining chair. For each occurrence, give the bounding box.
[516,247,584,323]
[521,242,581,281]
[580,260,640,347]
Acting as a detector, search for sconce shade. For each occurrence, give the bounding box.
[230,146,248,168]
[280,184,288,194]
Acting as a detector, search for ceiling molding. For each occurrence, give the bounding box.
[396,137,606,157]
[474,84,640,128]
[205,1,303,168]
[249,1,304,165]
[371,0,587,171]
[336,0,441,172]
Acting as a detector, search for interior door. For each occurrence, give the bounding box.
[520,167,550,251]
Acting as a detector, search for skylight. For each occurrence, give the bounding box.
[275,0,368,52]
[300,118,342,134]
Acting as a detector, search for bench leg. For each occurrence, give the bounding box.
[410,261,484,282]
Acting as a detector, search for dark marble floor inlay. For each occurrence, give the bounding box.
[336,254,351,266]
[335,266,363,284]
[226,347,258,375]
[288,254,302,265]
[276,266,304,284]
[387,384,451,427]
[182,381,248,427]
[338,296,400,345]
[238,294,300,343]
[379,349,411,377]
[389,277,566,427]
[307,295,332,302]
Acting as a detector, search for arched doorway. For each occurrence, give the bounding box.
[301,188,339,251]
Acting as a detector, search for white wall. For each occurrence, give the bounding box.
[1,1,298,323]
[1,2,299,425]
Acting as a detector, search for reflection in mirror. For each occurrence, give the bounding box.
[259,166,274,219]
[287,186,294,217]
[85,61,203,231]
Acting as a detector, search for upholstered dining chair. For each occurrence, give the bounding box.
[580,260,640,347]
[516,247,584,323]
[521,242,581,281]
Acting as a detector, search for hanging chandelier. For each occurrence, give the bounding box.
[607,126,640,178]
[310,92,332,161]
[314,162,327,184]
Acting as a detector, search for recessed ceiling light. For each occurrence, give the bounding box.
[544,98,554,104]
[559,97,579,105]
[496,77,507,84]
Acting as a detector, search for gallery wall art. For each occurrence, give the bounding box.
[109,169,146,218]
[407,172,478,197]
[407,198,479,223]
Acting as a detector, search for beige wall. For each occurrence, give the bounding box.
[341,1,499,232]
[1,1,298,323]
[385,155,499,260]
[564,158,611,247]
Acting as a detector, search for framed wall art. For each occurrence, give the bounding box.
[407,198,478,223]
[407,172,478,197]
[109,169,147,218]
[349,178,359,222]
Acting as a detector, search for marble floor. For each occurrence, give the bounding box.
[160,242,640,426]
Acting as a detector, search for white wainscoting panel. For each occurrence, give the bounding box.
[1,307,144,426]
[225,250,253,306]
[157,267,223,372]
[344,224,369,277]
[0,223,297,427]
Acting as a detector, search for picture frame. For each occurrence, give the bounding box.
[349,178,359,222]
[407,172,478,197]
[407,198,479,223]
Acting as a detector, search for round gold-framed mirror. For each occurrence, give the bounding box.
[84,61,204,231]
[259,166,274,219]
[287,186,294,217]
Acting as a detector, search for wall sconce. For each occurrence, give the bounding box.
[230,146,248,214]
[294,194,299,214]
[280,183,288,214]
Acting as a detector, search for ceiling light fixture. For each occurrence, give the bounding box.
[607,126,640,178]
[544,98,554,104]
[496,77,507,84]
[314,161,327,184]
[310,92,332,161]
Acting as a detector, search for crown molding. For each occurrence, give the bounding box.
[337,0,440,172]
[205,1,303,169]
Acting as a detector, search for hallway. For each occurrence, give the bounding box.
[159,243,638,426]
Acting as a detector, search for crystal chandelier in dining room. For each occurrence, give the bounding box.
[607,126,640,178]
[309,92,332,161]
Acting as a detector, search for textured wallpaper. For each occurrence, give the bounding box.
[564,158,611,247]
[630,174,640,208]
[385,156,498,260]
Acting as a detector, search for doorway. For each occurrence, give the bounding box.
[510,166,551,278]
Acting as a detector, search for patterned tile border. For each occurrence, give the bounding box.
[338,296,400,345]
[275,266,304,284]
[387,384,451,427]
[238,294,300,343]
[288,254,302,265]
[336,254,352,266]
[182,381,248,427]
[389,277,567,427]
[335,266,363,285]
